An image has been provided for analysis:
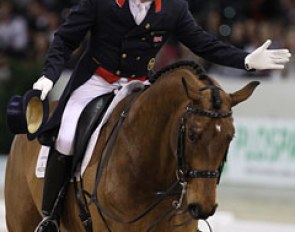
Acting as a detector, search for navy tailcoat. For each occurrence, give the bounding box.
[39,0,248,142]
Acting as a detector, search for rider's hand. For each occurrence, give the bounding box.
[32,76,53,101]
[245,40,291,70]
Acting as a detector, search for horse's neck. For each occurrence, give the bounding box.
[100,72,193,213]
[141,74,189,121]
[111,74,189,184]
[135,74,188,143]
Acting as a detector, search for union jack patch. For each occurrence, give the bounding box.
[153,36,163,43]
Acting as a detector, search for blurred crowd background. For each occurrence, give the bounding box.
[0,0,295,153]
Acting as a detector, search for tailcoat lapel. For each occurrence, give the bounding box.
[112,0,137,28]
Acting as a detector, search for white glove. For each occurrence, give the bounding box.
[245,40,291,70]
[32,75,54,100]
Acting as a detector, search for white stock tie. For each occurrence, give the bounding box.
[134,1,147,25]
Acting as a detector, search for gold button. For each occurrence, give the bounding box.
[131,74,136,78]
[141,37,146,41]
[150,32,155,36]
[147,58,156,71]
[136,56,141,61]
[121,53,127,58]
[145,23,151,30]
[115,70,121,76]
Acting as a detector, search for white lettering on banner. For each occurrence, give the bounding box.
[222,117,295,188]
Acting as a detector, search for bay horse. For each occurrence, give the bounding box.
[5,61,259,232]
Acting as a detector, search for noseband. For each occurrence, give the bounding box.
[176,90,232,183]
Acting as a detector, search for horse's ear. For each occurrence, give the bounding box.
[182,77,201,100]
[182,77,189,97]
[230,81,260,107]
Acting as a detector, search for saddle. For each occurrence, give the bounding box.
[71,92,115,175]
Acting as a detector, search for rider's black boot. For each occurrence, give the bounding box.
[34,148,72,232]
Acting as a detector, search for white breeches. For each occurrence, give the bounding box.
[55,75,149,155]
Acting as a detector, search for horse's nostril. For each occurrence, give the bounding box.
[188,203,218,220]
[188,203,201,219]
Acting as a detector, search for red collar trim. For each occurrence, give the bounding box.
[116,0,162,13]
[155,0,161,13]
[116,0,125,7]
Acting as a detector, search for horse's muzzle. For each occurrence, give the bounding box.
[187,203,218,220]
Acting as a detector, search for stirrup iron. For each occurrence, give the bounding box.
[34,216,60,232]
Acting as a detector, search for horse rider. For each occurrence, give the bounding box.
[32,0,291,231]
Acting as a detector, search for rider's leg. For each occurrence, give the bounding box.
[34,147,72,232]
[35,75,117,231]
[41,149,72,217]
[55,75,117,155]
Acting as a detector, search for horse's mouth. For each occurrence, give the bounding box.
[187,203,218,220]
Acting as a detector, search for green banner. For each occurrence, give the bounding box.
[223,117,295,187]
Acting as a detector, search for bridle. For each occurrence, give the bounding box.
[172,86,232,212]
[176,102,232,183]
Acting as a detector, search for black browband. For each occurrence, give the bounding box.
[186,105,232,118]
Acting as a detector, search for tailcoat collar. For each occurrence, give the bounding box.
[116,0,162,12]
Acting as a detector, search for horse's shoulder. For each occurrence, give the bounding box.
[111,94,137,119]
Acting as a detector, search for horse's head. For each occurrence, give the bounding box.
[171,69,259,220]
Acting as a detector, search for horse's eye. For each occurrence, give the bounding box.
[187,129,198,143]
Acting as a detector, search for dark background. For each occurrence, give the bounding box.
[1,0,294,154]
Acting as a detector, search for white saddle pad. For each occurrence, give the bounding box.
[35,80,146,178]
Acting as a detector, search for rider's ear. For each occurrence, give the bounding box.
[230,81,260,107]
[182,77,201,100]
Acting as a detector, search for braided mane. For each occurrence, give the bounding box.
[152,60,211,82]
[152,60,222,110]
